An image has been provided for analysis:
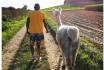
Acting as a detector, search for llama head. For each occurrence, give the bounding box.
[52,7,62,17]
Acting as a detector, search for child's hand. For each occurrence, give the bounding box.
[46,29,50,33]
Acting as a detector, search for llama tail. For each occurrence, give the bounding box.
[67,26,79,42]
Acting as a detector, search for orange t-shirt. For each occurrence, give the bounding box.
[28,11,45,33]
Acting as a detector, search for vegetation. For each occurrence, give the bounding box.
[2,16,26,46]
[84,4,103,12]
[76,37,102,70]
[45,14,103,70]
[2,6,28,46]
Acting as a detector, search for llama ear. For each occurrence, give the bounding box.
[58,7,62,11]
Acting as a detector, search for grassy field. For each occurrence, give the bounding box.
[84,4,103,12]
[8,34,50,70]
[2,16,26,46]
[45,14,103,70]
[42,4,83,11]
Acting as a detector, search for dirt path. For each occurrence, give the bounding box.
[2,25,61,70]
[2,26,26,70]
[44,33,61,70]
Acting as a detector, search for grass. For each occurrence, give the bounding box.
[8,34,50,70]
[84,4,103,12]
[42,4,83,11]
[2,16,26,46]
[45,13,103,70]
[46,16,57,32]
[76,36,103,70]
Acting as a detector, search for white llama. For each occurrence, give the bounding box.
[53,8,80,70]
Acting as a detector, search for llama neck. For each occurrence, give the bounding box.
[56,15,62,27]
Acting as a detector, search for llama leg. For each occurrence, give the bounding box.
[72,39,80,68]
[66,38,73,70]
[62,53,66,70]
[59,46,66,70]
[72,50,77,70]
[63,46,73,70]
[65,54,72,70]
[69,50,73,70]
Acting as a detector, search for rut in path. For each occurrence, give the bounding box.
[44,32,61,70]
[2,26,26,70]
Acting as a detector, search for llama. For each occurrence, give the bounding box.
[53,8,80,70]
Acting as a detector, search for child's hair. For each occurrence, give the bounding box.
[34,3,40,10]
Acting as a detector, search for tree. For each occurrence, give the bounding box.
[22,5,27,10]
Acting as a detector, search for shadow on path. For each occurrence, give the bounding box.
[26,60,38,70]
[8,34,51,70]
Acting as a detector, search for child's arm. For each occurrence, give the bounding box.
[43,19,50,33]
[26,17,30,33]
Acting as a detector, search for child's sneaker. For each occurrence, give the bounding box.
[39,57,42,61]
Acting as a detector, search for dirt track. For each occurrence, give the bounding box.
[44,33,61,70]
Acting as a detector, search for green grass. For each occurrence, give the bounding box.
[76,37,103,70]
[8,34,50,70]
[84,4,103,8]
[2,16,26,46]
[42,4,83,11]
[84,4,103,12]
[46,16,57,32]
[45,13,103,70]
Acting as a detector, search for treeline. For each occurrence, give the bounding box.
[2,6,28,21]
[2,6,27,46]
